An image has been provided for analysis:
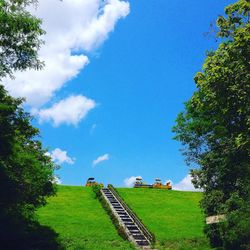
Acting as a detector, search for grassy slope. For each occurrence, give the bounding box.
[117,188,213,250]
[37,186,134,250]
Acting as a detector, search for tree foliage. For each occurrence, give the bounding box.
[173,1,250,249]
[0,0,44,79]
[0,84,56,212]
[0,85,56,233]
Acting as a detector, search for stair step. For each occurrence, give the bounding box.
[120,217,130,221]
[128,229,140,234]
[123,220,133,224]
[121,216,132,219]
[124,221,134,225]
[117,211,127,214]
[135,240,150,246]
[131,233,143,236]
[120,216,130,219]
[132,234,146,240]
[121,218,132,222]
[126,225,139,230]
[120,217,130,220]
[124,224,135,227]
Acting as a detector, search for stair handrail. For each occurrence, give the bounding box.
[108,184,154,243]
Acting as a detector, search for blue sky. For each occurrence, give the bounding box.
[4,0,235,189]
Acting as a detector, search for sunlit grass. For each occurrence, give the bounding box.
[37,186,213,249]
[116,188,213,250]
[37,186,134,250]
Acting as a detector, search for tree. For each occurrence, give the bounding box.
[0,0,44,79]
[173,1,250,249]
[0,0,59,248]
[0,84,56,233]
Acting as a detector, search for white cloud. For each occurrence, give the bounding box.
[3,0,130,107]
[52,176,62,185]
[124,176,142,187]
[165,179,172,185]
[172,174,200,191]
[48,148,75,165]
[36,95,96,126]
[93,153,109,166]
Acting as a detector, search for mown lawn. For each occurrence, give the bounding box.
[37,186,134,250]
[116,188,213,250]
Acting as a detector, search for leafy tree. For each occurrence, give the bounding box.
[0,0,59,247]
[0,0,44,79]
[0,85,57,244]
[173,1,250,249]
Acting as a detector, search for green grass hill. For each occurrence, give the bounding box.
[37,186,212,250]
[37,186,134,250]
[116,188,212,250]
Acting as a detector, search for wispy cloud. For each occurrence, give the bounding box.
[93,153,109,166]
[90,124,97,135]
[124,176,142,187]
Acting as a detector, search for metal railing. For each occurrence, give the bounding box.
[108,184,154,243]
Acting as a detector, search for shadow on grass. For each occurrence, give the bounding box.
[0,218,64,250]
